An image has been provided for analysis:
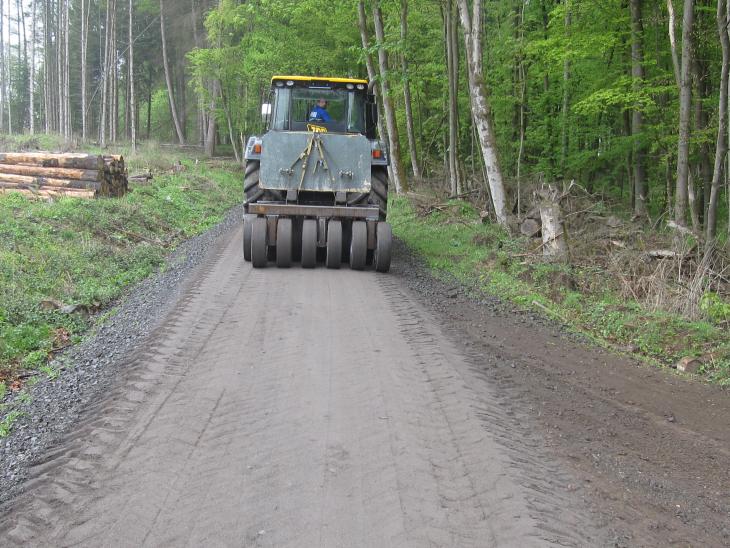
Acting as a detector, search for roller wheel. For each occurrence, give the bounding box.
[276,218,292,268]
[350,221,367,270]
[251,217,268,268]
[374,222,392,273]
[326,220,342,269]
[242,215,253,262]
[370,167,389,221]
[301,219,317,268]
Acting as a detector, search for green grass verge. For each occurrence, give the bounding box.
[389,196,730,385]
[0,143,242,389]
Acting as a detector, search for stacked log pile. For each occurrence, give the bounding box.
[0,152,128,199]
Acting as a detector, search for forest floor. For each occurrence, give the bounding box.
[389,191,730,386]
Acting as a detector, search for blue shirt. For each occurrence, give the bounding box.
[309,105,331,122]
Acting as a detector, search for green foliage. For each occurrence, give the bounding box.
[700,292,730,325]
[0,145,241,383]
[0,411,24,439]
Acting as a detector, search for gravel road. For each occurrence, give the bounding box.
[0,220,604,547]
[1,212,728,547]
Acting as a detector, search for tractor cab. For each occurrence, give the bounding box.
[264,76,377,138]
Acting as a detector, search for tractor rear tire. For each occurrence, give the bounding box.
[244,160,284,204]
[370,167,389,221]
[244,160,264,204]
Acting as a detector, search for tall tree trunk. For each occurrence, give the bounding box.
[160,0,185,144]
[357,0,388,172]
[444,0,461,196]
[675,0,695,227]
[109,0,119,143]
[43,0,49,133]
[29,0,36,134]
[81,0,88,140]
[707,0,728,244]
[205,80,218,157]
[220,89,239,162]
[560,0,571,175]
[17,0,27,131]
[101,0,111,146]
[630,0,648,218]
[667,0,682,86]
[400,0,421,182]
[56,0,62,137]
[373,0,407,194]
[0,0,4,133]
[64,0,70,139]
[516,0,528,215]
[456,0,508,225]
[129,0,136,151]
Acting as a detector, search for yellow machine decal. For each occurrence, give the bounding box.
[307,124,328,133]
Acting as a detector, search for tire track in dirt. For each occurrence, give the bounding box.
[0,225,605,547]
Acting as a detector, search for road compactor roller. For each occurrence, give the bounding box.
[243,75,392,271]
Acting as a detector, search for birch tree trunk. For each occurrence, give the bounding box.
[373,0,407,194]
[160,0,185,145]
[129,0,136,151]
[667,0,682,86]
[630,0,648,217]
[706,0,728,245]
[456,0,508,225]
[675,0,694,227]
[400,0,421,182]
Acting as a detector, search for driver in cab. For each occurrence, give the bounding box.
[309,98,331,123]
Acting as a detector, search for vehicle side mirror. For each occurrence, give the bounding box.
[261,103,272,121]
[365,95,378,139]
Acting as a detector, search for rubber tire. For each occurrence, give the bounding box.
[326,220,342,269]
[350,221,367,270]
[301,219,317,269]
[370,167,389,221]
[276,218,292,268]
[243,216,253,262]
[251,217,268,268]
[244,160,285,204]
[244,160,264,204]
[374,222,392,273]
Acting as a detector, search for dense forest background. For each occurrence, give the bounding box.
[0,0,729,237]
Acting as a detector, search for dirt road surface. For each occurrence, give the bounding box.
[0,220,728,547]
